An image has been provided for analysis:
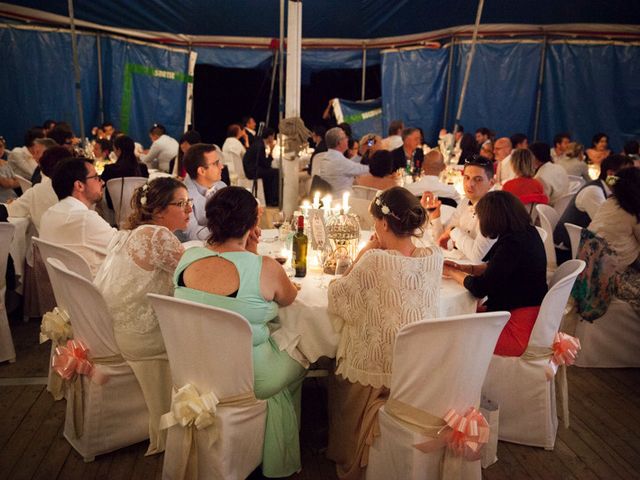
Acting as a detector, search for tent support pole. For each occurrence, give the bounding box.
[533,36,548,142]
[442,36,456,129]
[360,45,367,101]
[96,33,104,125]
[278,0,285,124]
[266,48,279,129]
[450,0,485,164]
[67,0,86,141]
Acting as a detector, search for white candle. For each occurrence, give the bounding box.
[302,200,311,217]
[342,191,350,214]
[313,191,321,209]
[322,195,332,214]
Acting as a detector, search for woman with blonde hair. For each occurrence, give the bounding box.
[94,177,192,455]
[502,148,548,206]
[327,186,442,479]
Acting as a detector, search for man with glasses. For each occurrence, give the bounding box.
[428,156,497,262]
[312,127,369,195]
[40,157,116,276]
[182,143,226,240]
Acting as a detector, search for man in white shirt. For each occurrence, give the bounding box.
[182,143,226,241]
[8,127,45,179]
[530,142,569,206]
[430,156,497,262]
[494,137,514,184]
[312,127,369,196]
[550,132,571,164]
[382,120,404,151]
[405,150,460,204]
[140,124,179,172]
[40,157,117,276]
[438,126,464,164]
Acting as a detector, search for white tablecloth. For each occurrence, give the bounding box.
[258,230,477,364]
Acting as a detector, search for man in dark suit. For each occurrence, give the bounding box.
[391,127,424,172]
[243,128,280,206]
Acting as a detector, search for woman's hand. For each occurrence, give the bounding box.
[246,226,261,254]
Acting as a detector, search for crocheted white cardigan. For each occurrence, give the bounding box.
[328,247,443,388]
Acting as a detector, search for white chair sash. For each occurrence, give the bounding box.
[159,384,260,480]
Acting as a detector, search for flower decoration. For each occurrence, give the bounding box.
[374,192,400,220]
[605,175,619,187]
[140,183,149,206]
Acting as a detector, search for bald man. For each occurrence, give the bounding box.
[494,137,515,184]
[405,150,460,204]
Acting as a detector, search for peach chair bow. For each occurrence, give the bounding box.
[52,339,108,385]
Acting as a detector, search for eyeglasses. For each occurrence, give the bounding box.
[85,174,101,181]
[205,160,221,168]
[168,199,194,209]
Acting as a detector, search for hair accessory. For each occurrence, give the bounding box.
[140,183,149,206]
[374,191,401,220]
[605,175,619,187]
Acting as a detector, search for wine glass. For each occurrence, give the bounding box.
[334,256,352,276]
[272,211,285,240]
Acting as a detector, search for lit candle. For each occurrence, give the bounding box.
[313,191,321,209]
[322,195,332,216]
[342,191,350,214]
[302,200,311,217]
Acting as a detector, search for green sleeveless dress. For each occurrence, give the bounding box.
[174,247,305,478]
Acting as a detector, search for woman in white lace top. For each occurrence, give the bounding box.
[94,177,191,455]
[327,186,443,480]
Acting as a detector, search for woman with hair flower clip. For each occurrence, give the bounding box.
[326,186,443,480]
[94,176,192,455]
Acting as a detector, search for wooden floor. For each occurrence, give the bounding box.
[2,317,640,479]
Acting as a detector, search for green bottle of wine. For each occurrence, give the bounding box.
[292,215,308,278]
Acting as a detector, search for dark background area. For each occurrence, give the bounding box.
[192,63,381,146]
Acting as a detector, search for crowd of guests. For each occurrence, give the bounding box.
[1,115,639,480]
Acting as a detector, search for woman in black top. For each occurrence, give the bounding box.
[444,190,547,355]
[101,135,149,209]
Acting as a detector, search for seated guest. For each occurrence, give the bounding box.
[42,119,57,137]
[444,190,547,356]
[101,135,149,209]
[358,133,382,166]
[140,123,179,172]
[221,124,247,182]
[353,150,399,191]
[48,124,76,154]
[94,177,189,455]
[494,137,514,184]
[174,186,304,478]
[555,142,590,181]
[183,143,225,241]
[391,127,424,172]
[346,138,360,162]
[30,138,58,185]
[502,148,549,206]
[457,132,480,165]
[174,130,201,178]
[327,187,442,480]
[530,142,569,206]
[242,116,257,145]
[431,156,497,262]
[8,127,44,179]
[553,154,633,252]
[243,127,280,206]
[0,153,18,203]
[40,157,117,276]
[307,125,328,174]
[438,125,463,163]
[312,127,369,196]
[92,138,113,171]
[586,132,611,166]
[475,127,493,150]
[382,120,404,151]
[405,149,460,204]
[623,140,640,167]
[588,167,640,315]
[4,146,69,231]
[550,132,571,164]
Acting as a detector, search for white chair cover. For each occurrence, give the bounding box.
[228,151,266,206]
[553,192,574,217]
[563,223,583,260]
[15,174,32,193]
[367,312,510,480]
[46,258,149,461]
[535,226,547,243]
[350,197,373,229]
[147,294,266,480]
[0,223,17,363]
[482,259,585,449]
[106,177,148,228]
[352,185,379,201]
[34,237,93,280]
[536,204,560,270]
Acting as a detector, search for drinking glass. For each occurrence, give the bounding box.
[334,256,352,276]
[272,211,285,240]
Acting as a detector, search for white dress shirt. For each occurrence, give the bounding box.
[312,149,369,195]
[431,197,497,262]
[39,196,117,276]
[535,162,569,206]
[497,154,516,185]
[383,135,403,151]
[183,175,226,241]
[8,146,38,179]
[140,134,179,172]
[5,175,58,231]
[404,175,461,202]
[575,180,611,220]
[222,137,246,174]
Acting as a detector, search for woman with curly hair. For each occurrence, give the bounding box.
[94,177,191,455]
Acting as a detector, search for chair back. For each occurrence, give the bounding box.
[46,258,120,357]
[148,294,255,398]
[440,204,456,226]
[553,192,574,217]
[564,223,583,259]
[350,197,373,229]
[352,185,379,201]
[535,226,547,243]
[106,177,148,228]
[528,259,585,348]
[0,223,16,362]
[228,150,248,180]
[536,204,560,268]
[389,312,510,417]
[15,175,32,193]
[33,237,93,281]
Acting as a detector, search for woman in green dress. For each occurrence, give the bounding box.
[173,186,304,478]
